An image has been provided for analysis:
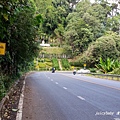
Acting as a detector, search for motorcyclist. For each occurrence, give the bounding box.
[73,69,76,75]
[52,67,55,73]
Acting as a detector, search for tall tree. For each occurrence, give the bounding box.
[64,0,108,55]
[34,0,79,45]
[0,0,40,75]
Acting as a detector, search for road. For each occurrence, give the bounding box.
[22,72,120,120]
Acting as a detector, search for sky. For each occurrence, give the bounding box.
[90,0,95,3]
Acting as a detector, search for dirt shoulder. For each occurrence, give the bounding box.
[0,72,32,120]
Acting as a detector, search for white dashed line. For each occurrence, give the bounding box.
[55,82,58,84]
[63,87,67,90]
[77,96,85,101]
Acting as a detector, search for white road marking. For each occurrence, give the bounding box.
[16,80,25,120]
[62,74,120,91]
[63,87,67,90]
[77,96,85,100]
[55,82,58,84]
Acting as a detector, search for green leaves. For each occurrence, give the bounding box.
[0,74,6,100]
[64,1,108,55]
[95,57,120,74]
[61,59,70,70]
[3,14,9,21]
[0,0,39,75]
[35,14,43,27]
[52,58,59,70]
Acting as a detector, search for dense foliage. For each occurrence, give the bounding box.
[95,57,120,73]
[79,32,120,67]
[0,0,41,99]
[61,59,70,70]
[52,58,59,70]
[34,0,120,66]
[34,58,52,71]
[64,1,120,56]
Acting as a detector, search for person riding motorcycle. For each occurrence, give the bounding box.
[52,67,55,73]
[73,69,76,75]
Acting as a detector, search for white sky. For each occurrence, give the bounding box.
[90,0,95,3]
[90,0,120,3]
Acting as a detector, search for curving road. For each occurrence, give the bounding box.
[22,72,120,120]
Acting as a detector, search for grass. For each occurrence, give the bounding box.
[88,74,120,81]
[41,47,64,54]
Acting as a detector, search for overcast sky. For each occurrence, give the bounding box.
[90,0,95,3]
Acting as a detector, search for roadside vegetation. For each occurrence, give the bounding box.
[0,0,41,100]
[41,47,64,54]
[61,59,71,70]
[95,57,120,74]
[34,58,52,71]
[52,58,60,70]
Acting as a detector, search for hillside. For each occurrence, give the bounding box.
[41,47,65,54]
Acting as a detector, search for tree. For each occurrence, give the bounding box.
[35,0,79,46]
[0,0,40,76]
[79,32,120,67]
[64,1,107,55]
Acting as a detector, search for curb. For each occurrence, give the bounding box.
[16,80,25,120]
[0,71,35,120]
[0,75,25,119]
[16,71,34,120]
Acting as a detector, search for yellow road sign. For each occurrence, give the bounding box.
[71,66,74,69]
[0,43,6,55]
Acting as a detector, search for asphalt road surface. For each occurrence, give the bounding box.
[22,71,120,120]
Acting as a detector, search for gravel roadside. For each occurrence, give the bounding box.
[0,72,34,120]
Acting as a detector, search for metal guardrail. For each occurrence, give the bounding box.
[88,73,120,81]
[58,71,120,81]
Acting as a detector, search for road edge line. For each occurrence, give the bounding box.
[16,80,25,120]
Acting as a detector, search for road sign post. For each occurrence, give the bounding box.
[84,64,86,70]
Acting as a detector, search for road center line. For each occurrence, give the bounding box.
[63,87,67,90]
[55,82,58,84]
[62,74,120,91]
[77,96,85,100]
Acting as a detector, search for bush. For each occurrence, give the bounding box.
[0,75,6,100]
[79,33,120,67]
[95,57,120,74]
[111,68,120,75]
[34,58,53,70]
[0,73,20,100]
[89,68,97,73]
[61,59,70,70]
[70,61,82,67]
[52,58,59,70]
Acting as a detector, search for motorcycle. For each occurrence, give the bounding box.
[73,70,76,75]
[52,67,55,73]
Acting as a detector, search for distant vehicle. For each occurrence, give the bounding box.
[77,69,90,74]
